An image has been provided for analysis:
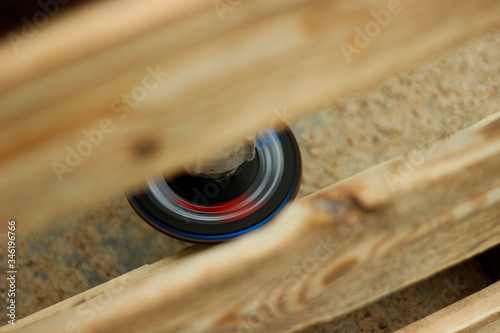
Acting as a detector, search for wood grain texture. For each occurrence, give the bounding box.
[1,0,500,231]
[396,282,500,333]
[3,115,500,333]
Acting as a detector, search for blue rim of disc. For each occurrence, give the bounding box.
[129,177,295,241]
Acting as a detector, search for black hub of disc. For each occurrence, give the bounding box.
[127,126,302,243]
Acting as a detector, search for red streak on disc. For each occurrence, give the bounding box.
[172,194,247,213]
[171,194,262,222]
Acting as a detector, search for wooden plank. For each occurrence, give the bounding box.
[1,0,500,231]
[396,282,500,333]
[3,114,500,333]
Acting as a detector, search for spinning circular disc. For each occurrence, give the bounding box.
[127,126,301,243]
